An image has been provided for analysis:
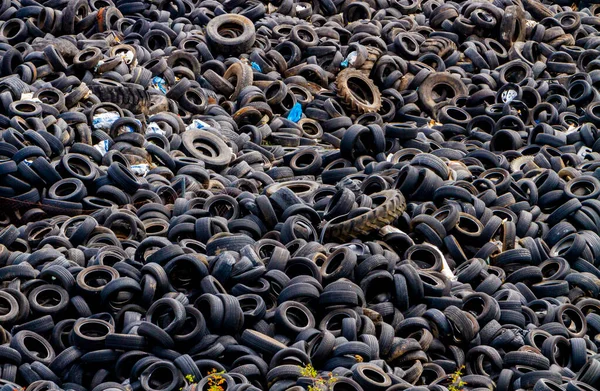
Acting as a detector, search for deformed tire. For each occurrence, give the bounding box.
[417,72,469,116]
[324,190,406,241]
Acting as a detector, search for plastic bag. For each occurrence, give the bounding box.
[92,112,121,131]
[93,140,110,156]
[94,60,105,73]
[287,102,302,123]
[146,122,165,135]
[185,119,210,131]
[341,51,357,68]
[251,62,262,72]
[130,164,150,177]
[152,76,168,94]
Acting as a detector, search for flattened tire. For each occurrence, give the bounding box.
[325,190,406,241]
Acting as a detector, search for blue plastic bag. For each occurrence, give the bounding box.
[251,62,262,72]
[152,76,167,94]
[287,102,302,123]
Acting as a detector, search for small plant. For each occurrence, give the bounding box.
[448,365,467,391]
[300,364,318,378]
[207,368,227,391]
[300,364,338,391]
[180,374,198,390]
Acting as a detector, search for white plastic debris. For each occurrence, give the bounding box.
[146,122,165,135]
[130,164,150,177]
[94,60,105,73]
[93,140,110,156]
[578,146,593,159]
[93,112,140,133]
[92,112,121,131]
[421,242,457,281]
[118,50,135,65]
[186,119,210,131]
[501,89,518,103]
[526,19,538,28]
[19,93,42,103]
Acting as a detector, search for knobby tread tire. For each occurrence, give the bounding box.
[325,190,406,241]
[336,68,382,114]
[89,84,150,114]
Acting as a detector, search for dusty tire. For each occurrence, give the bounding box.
[420,37,457,59]
[324,190,406,241]
[357,47,383,76]
[336,69,382,114]
[223,62,254,101]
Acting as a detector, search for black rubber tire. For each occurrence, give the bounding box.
[206,15,256,55]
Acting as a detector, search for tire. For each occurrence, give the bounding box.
[88,83,151,115]
[336,68,382,114]
[181,130,232,170]
[352,363,392,391]
[418,72,468,116]
[206,15,256,55]
[70,319,114,350]
[10,331,55,365]
[324,190,406,241]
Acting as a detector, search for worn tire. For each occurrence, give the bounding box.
[418,72,469,116]
[324,190,406,241]
[89,84,151,115]
[336,68,382,114]
[206,14,256,55]
[181,130,233,170]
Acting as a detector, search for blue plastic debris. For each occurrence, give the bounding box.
[152,76,167,94]
[287,102,302,123]
[251,62,262,72]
